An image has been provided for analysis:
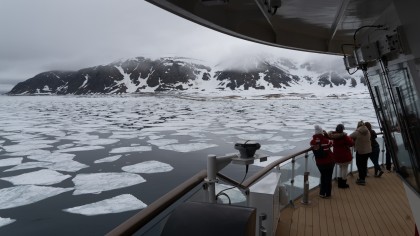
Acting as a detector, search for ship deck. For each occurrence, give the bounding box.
[277,169,416,236]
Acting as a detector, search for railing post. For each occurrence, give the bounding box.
[206,154,217,203]
[301,152,310,205]
[289,157,296,207]
[381,136,385,167]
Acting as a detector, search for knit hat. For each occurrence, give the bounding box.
[336,124,345,133]
[314,125,323,134]
[357,120,365,128]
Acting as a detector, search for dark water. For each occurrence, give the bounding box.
[0,95,377,235]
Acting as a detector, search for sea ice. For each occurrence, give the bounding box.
[261,144,295,153]
[63,194,147,216]
[0,169,71,185]
[252,156,283,168]
[94,155,122,164]
[268,136,286,142]
[237,133,274,141]
[2,144,53,153]
[215,184,246,204]
[72,172,146,195]
[122,160,173,174]
[108,133,139,139]
[46,160,89,172]
[109,146,152,154]
[284,175,320,189]
[147,139,178,146]
[56,146,105,153]
[288,137,310,142]
[4,161,52,172]
[0,157,23,167]
[27,152,75,163]
[159,143,218,152]
[57,144,75,149]
[75,139,120,146]
[0,217,16,228]
[5,149,51,157]
[0,185,73,209]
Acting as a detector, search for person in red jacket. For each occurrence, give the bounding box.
[310,125,335,198]
[328,124,354,188]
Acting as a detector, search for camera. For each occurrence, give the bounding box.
[235,141,261,159]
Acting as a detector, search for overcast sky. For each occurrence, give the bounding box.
[0,0,343,93]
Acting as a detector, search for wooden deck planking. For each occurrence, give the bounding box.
[277,169,415,236]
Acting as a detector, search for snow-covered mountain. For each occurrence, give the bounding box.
[8,55,368,98]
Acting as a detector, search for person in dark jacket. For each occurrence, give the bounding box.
[328,124,354,188]
[350,121,372,185]
[365,122,384,177]
[310,125,335,198]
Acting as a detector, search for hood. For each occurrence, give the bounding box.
[328,131,347,139]
[357,126,370,135]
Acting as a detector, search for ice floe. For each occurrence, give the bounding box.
[56,145,105,153]
[3,144,53,153]
[0,157,23,167]
[1,169,71,185]
[4,161,52,172]
[46,160,89,172]
[147,139,178,146]
[94,155,122,163]
[75,139,120,146]
[72,172,146,195]
[63,194,147,216]
[122,160,173,174]
[5,149,51,157]
[0,217,16,227]
[27,152,75,162]
[109,146,152,153]
[237,133,274,141]
[261,144,296,153]
[159,143,218,152]
[284,175,320,189]
[215,184,246,204]
[0,185,73,209]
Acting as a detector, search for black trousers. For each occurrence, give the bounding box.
[356,152,370,180]
[317,163,335,196]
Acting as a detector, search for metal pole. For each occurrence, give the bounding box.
[381,136,385,167]
[289,157,295,207]
[301,152,310,205]
[207,154,217,203]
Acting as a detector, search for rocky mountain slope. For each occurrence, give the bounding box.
[8,55,367,98]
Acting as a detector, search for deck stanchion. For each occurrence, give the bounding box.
[289,157,296,207]
[206,154,217,203]
[301,152,311,205]
[381,136,385,168]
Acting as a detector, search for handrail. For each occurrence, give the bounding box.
[107,147,312,235]
[106,170,207,236]
[216,147,312,189]
[242,147,311,187]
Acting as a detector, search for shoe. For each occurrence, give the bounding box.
[338,178,349,188]
[342,179,349,188]
[319,194,330,199]
[356,179,366,185]
[375,170,384,177]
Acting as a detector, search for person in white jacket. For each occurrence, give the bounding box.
[350,121,371,185]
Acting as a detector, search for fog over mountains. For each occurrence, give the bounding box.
[7,54,367,98]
